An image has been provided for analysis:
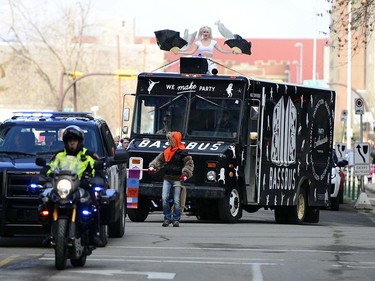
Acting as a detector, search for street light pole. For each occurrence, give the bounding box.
[292,60,299,84]
[295,42,303,83]
[284,69,291,83]
[313,24,317,81]
[117,35,122,137]
[312,0,319,82]
[73,78,77,111]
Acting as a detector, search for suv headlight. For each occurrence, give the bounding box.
[56,179,72,199]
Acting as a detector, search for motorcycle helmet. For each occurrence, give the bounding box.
[62,125,84,154]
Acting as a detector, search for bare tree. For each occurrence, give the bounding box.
[329,0,375,54]
[0,0,93,111]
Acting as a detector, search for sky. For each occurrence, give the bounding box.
[0,0,332,40]
[92,0,332,39]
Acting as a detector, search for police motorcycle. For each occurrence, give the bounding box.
[29,156,108,270]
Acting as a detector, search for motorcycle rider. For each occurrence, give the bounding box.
[42,125,103,246]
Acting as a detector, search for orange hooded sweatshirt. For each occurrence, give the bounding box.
[164,131,186,162]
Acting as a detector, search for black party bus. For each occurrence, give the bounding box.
[123,57,336,224]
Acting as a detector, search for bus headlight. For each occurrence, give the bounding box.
[206,170,217,181]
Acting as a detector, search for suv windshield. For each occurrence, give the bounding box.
[0,124,103,155]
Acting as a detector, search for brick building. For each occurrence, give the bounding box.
[162,38,328,84]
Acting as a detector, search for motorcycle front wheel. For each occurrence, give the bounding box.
[55,219,68,270]
[99,225,109,246]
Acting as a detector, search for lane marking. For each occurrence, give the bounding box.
[74,269,176,279]
[37,254,275,281]
[333,264,375,269]
[59,254,283,262]
[107,245,372,254]
[252,263,264,281]
[38,258,272,281]
[333,261,375,269]
[39,256,280,266]
[0,255,19,267]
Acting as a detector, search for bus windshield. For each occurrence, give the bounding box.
[131,94,241,139]
[187,96,241,138]
[131,95,188,135]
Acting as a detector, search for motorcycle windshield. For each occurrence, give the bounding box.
[53,155,82,175]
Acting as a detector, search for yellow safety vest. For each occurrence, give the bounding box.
[47,148,95,179]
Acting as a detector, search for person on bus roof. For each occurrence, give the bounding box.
[173,26,239,74]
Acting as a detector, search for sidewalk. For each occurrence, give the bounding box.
[366,182,375,193]
[364,182,375,204]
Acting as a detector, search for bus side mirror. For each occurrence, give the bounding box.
[250,106,259,120]
[123,108,130,121]
[122,126,129,135]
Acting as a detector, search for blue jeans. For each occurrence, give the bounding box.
[162,179,182,222]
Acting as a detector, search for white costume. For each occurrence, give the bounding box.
[195,40,217,74]
[195,40,217,55]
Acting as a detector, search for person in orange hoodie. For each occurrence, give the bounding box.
[148,131,194,227]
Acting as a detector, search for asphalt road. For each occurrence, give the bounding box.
[1,205,375,281]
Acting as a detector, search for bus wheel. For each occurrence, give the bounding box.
[305,207,320,223]
[218,186,242,223]
[289,187,307,224]
[274,207,289,224]
[196,200,220,221]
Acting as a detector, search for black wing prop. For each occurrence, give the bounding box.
[154,29,188,52]
[225,35,252,55]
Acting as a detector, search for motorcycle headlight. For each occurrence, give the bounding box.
[56,179,73,199]
[207,170,217,181]
[94,186,104,192]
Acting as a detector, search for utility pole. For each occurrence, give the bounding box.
[346,1,352,151]
[117,35,122,136]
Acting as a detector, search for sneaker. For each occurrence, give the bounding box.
[173,221,180,227]
[162,220,171,227]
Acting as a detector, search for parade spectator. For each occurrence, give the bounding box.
[120,137,130,150]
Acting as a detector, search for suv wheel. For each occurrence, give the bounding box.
[109,200,125,238]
